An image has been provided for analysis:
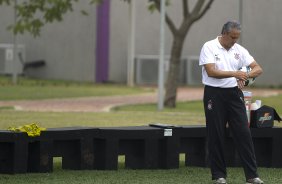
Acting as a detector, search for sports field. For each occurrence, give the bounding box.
[0,76,281,183]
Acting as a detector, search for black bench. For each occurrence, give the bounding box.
[27,127,98,173]
[1,125,282,174]
[227,127,282,168]
[93,126,165,170]
[172,126,282,168]
[0,131,28,174]
[176,125,208,167]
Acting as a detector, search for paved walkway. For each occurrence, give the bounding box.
[0,87,281,112]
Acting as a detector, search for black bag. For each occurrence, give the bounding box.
[250,105,281,128]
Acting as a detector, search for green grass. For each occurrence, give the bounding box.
[0,76,153,100]
[259,95,282,113]
[113,100,204,113]
[0,110,206,130]
[0,77,282,183]
[113,94,282,113]
[0,165,281,184]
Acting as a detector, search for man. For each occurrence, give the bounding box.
[199,21,264,184]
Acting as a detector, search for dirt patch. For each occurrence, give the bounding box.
[0,87,281,112]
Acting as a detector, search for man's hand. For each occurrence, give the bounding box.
[234,71,248,81]
[237,79,245,89]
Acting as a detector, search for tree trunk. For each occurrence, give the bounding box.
[147,0,215,108]
[164,36,184,107]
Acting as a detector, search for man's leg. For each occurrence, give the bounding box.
[227,89,259,180]
[204,86,228,180]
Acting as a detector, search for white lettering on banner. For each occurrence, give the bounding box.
[259,116,272,122]
[164,129,172,137]
[258,112,272,124]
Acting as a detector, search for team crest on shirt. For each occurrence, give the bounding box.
[207,100,213,110]
[234,53,240,60]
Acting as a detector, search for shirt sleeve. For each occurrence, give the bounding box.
[199,42,215,66]
[241,47,254,66]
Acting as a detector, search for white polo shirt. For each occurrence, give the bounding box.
[199,37,254,88]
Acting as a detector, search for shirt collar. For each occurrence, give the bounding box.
[215,36,235,51]
[216,36,224,49]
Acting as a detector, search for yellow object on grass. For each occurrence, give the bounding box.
[8,123,46,137]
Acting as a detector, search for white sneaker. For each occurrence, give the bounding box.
[214,178,227,184]
[246,177,264,184]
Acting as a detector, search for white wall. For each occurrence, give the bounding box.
[109,0,282,86]
[0,1,97,82]
[0,0,282,86]
[242,0,282,85]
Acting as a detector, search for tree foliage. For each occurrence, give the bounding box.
[0,0,131,36]
[0,0,84,36]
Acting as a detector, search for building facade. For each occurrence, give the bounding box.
[0,0,281,86]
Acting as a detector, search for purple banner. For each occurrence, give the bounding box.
[95,0,110,83]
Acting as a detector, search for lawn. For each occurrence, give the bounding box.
[1,165,282,184]
[0,76,281,184]
[0,76,154,100]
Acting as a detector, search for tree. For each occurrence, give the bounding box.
[150,0,214,107]
[0,0,126,36]
[0,0,88,36]
[0,0,214,107]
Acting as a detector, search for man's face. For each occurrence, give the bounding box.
[222,28,240,49]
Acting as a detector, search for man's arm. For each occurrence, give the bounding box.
[248,61,263,78]
[204,63,248,81]
[236,61,263,89]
